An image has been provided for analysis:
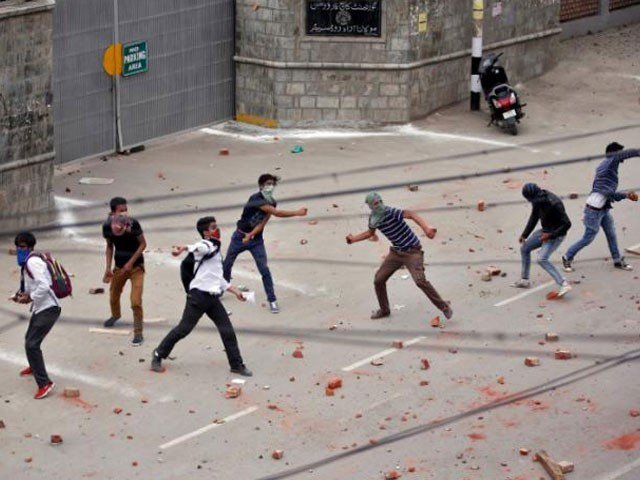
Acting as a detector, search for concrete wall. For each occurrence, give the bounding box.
[235,0,561,128]
[0,0,55,232]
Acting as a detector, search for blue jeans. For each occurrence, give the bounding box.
[520,229,566,285]
[223,231,276,302]
[565,207,620,262]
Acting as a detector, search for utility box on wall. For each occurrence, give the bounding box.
[235,0,561,128]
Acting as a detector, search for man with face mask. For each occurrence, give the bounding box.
[12,231,61,399]
[514,183,572,297]
[223,174,308,314]
[346,193,452,321]
[151,216,252,376]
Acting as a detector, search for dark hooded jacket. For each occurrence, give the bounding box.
[522,187,572,240]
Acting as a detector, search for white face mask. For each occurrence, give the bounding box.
[262,185,275,194]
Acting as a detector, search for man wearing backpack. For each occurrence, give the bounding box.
[151,216,252,377]
[102,197,147,346]
[12,232,66,399]
[223,174,308,314]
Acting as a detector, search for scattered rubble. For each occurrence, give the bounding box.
[554,350,573,360]
[113,407,123,414]
[407,184,419,192]
[225,386,242,399]
[630,409,640,417]
[477,200,486,212]
[545,333,559,342]
[219,148,229,155]
[272,450,284,460]
[420,358,430,370]
[89,288,105,294]
[327,377,342,390]
[292,349,304,359]
[558,461,574,474]
[525,357,540,367]
[370,358,384,366]
[63,387,80,398]
[392,340,404,349]
[430,316,441,328]
[519,448,530,456]
[568,192,579,199]
[50,434,63,445]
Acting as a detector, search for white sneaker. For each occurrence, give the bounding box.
[269,301,280,314]
[511,279,531,288]
[557,281,572,298]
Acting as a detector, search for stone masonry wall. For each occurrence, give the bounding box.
[0,0,56,232]
[235,0,560,127]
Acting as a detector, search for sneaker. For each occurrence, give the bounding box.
[557,281,572,298]
[269,301,280,314]
[370,309,391,320]
[442,303,453,320]
[103,317,120,328]
[131,335,144,347]
[34,382,55,399]
[614,257,633,271]
[151,349,164,372]
[20,366,33,376]
[562,256,574,273]
[230,365,253,377]
[511,279,531,288]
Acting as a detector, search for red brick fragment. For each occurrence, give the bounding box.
[225,386,242,398]
[545,332,559,341]
[327,377,342,389]
[292,349,304,359]
[630,409,640,417]
[519,447,530,455]
[325,387,335,396]
[267,404,278,410]
[132,461,138,467]
[392,340,404,349]
[63,387,80,398]
[558,460,574,473]
[546,290,559,300]
[524,357,540,367]
[50,434,63,445]
[477,200,486,212]
[430,316,441,328]
[25,457,32,463]
[419,380,429,386]
[113,407,123,414]
[420,358,430,370]
[385,470,402,479]
[219,148,229,155]
[271,450,284,460]
[407,466,416,473]
[554,350,573,360]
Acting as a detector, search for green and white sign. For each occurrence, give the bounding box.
[122,41,148,77]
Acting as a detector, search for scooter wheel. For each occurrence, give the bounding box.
[506,119,518,136]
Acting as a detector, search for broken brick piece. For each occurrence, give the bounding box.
[50,434,63,445]
[629,409,640,417]
[89,288,105,295]
[420,358,430,370]
[497,376,505,385]
[392,340,404,349]
[0,420,5,429]
[327,377,342,390]
[113,407,123,414]
[546,290,559,300]
[558,460,574,473]
[219,148,229,155]
[545,332,559,342]
[292,349,304,359]
[568,192,579,199]
[267,404,278,410]
[554,350,573,360]
[299,239,308,245]
[271,450,284,460]
[477,200,486,212]
[524,357,540,367]
[519,448,530,456]
[225,386,242,398]
[430,316,441,328]
[407,184,419,192]
[63,387,80,398]
[325,387,335,396]
[487,265,501,276]
[407,466,416,473]
[419,380,429,386]
[25,457,32,463]
[385,471,402,479]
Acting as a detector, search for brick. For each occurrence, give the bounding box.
[545,332,559,342]
[519,448,530,455]
[63,387,80,398]
[554,350,573,360]
[325,387,335,396]
[569,192,579,199]
[477,200,486,211]
[385,470,402,479]
[524,357,540,367]
[50,434,63,445]
[487,266,501,276]
[327,377,342,389]
[558,461,574,473]
[392,340,404,348]
[497,376,505,384]
[89,288,104,295]
[419,380,429,386]
[272,450,284,460]
[113,407,123,414]
[292,349,304,359]
[629,409,640,417]
[225,386,242,398]
[420,358,430,370]
[219,148,229,156]
[299,96,316,108]
[430,316,441,328]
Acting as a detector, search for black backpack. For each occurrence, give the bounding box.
[180,241,220,292]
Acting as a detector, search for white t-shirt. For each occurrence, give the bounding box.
[23,256,60,314]
[187,240,229,295]
[586,192,607,209]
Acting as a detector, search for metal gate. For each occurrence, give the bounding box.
[53,0,234,163]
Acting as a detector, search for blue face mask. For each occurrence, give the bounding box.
[16,248,30,267]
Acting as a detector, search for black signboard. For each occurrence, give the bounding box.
[306,1,382,37]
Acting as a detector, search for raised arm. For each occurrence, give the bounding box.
[403,210,436,238]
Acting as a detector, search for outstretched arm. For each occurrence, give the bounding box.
[403,210,436,238]
[260,204,307,218]
[346,229,376,244]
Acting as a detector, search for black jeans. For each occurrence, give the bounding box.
[156,290,244,369]
[25,306,61,388]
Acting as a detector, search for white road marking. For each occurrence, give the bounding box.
[494,281,555,307]
[159,405,259,449]
[595,457,640,480]
[341,336,426,372]
[0,349,141,398]
[89,328,131,335]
